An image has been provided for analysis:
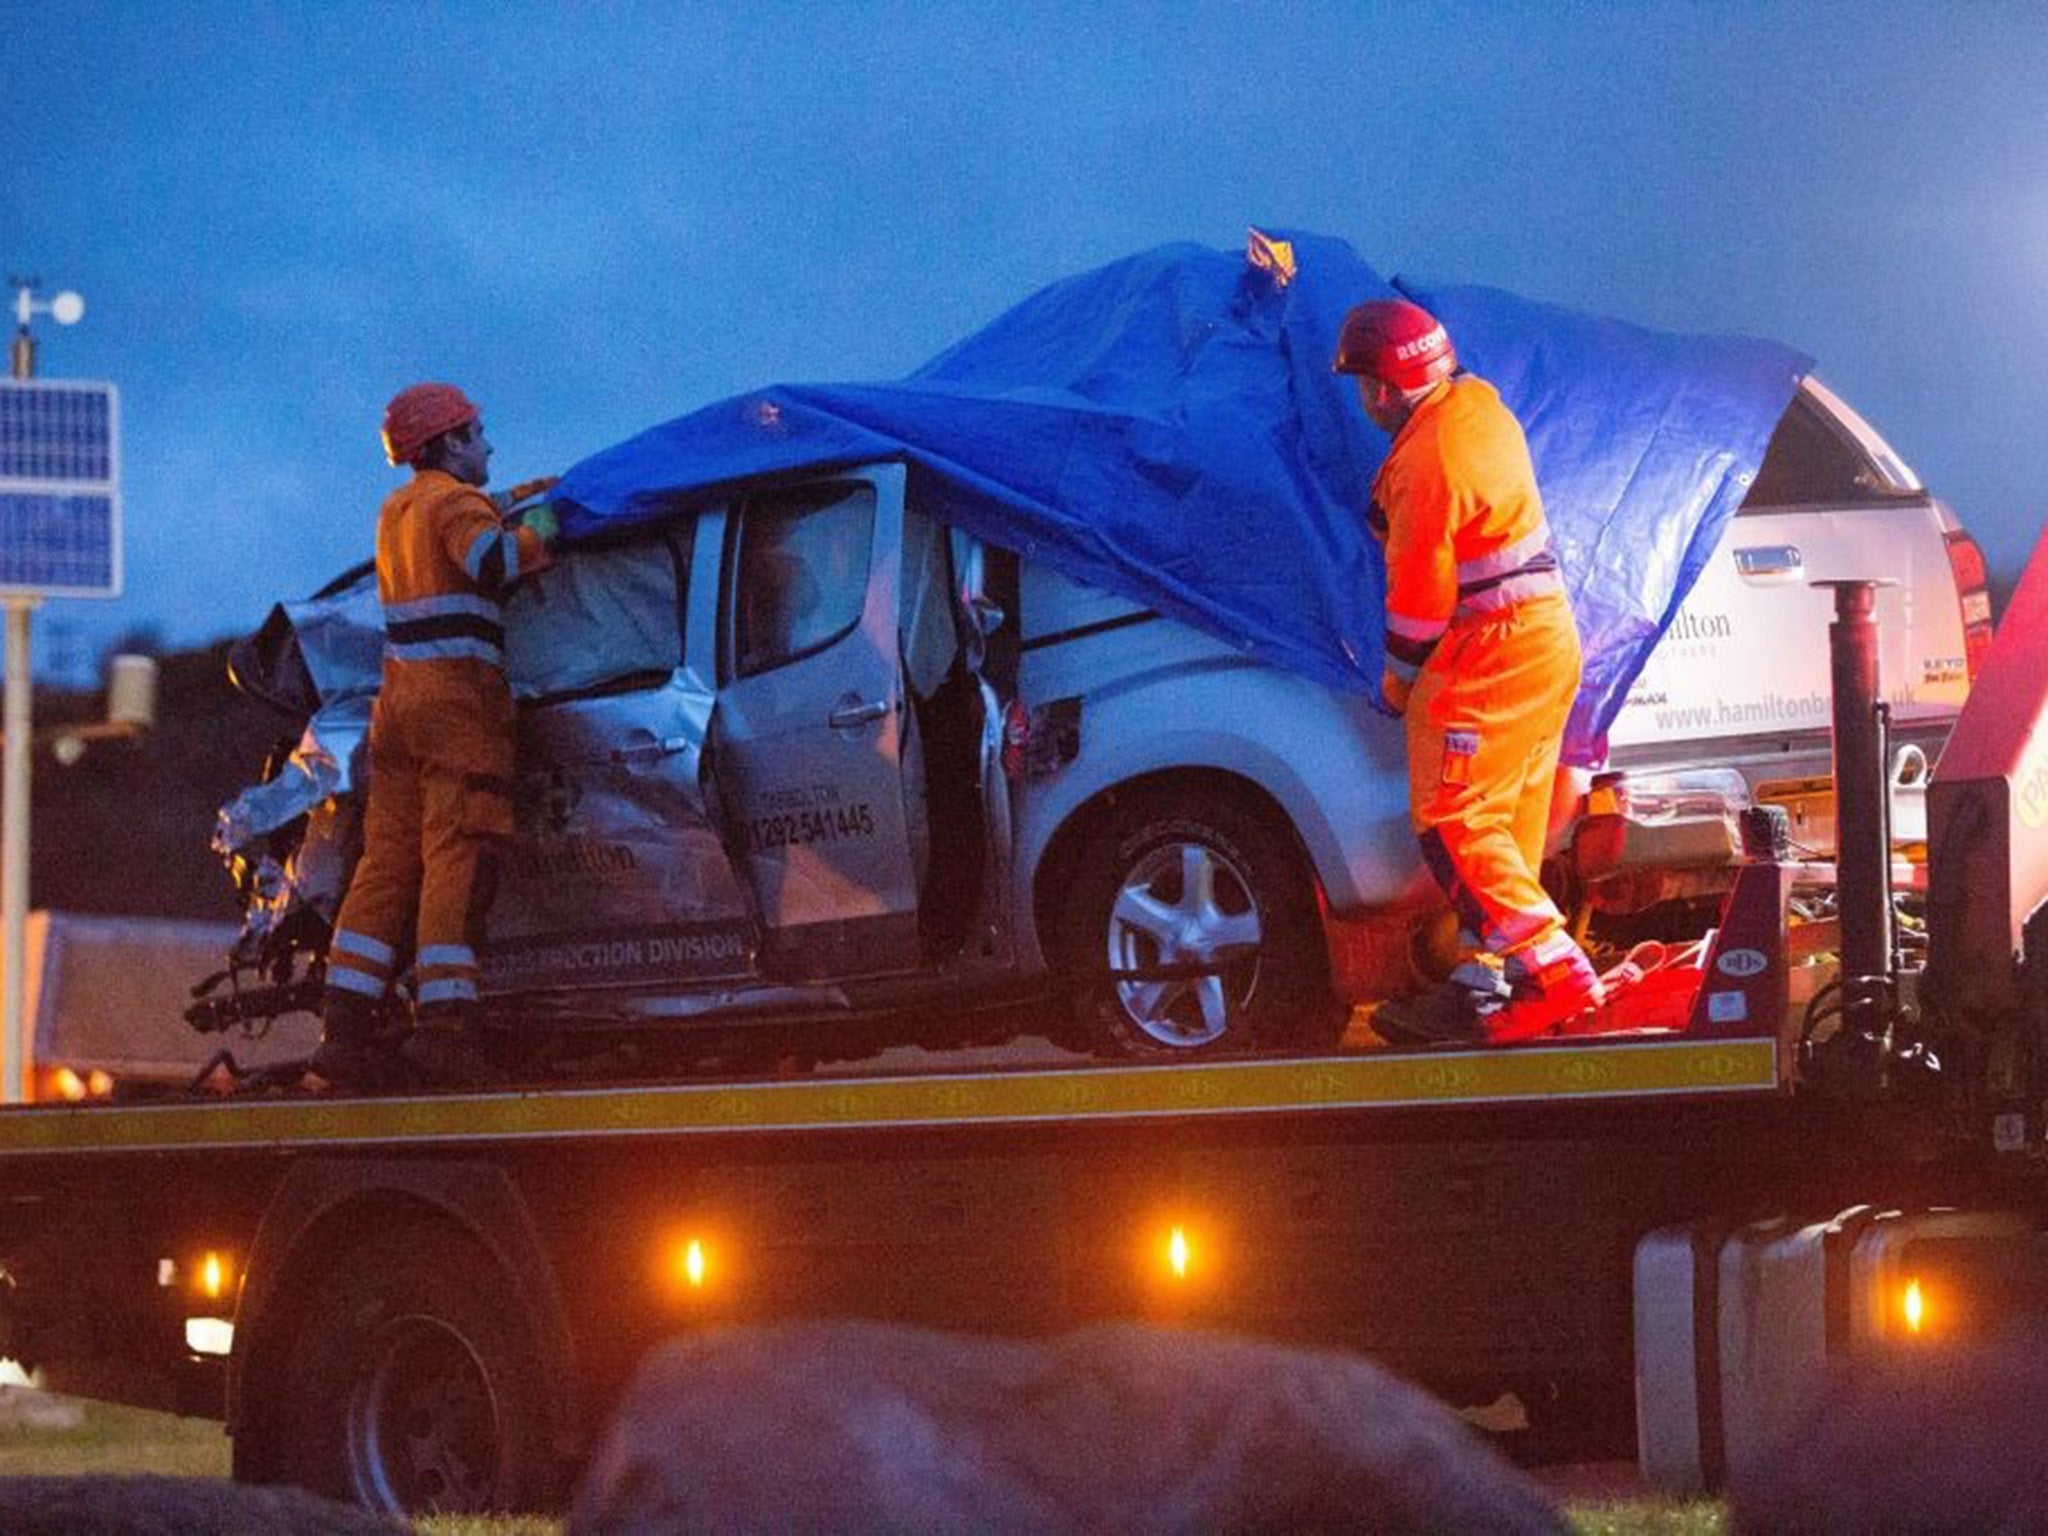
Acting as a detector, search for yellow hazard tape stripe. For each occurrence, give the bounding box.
[0,1039,1779,1155]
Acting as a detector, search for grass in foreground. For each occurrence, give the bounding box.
[1569,1499,1726,1534]
[0,1393,227,1479]
[0,1391,1721,1535]
[0,1394,562,1531]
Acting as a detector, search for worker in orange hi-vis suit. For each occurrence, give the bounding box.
[309,383,559,1089]
[1332,299,1605,1047]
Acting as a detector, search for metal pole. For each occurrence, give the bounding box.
[2,598,31,1103]
[1817,578,1899,1066]
[9,279,33,382]
[5,302,34,1103]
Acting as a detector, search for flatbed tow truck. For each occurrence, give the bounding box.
[2,543,2048,1516]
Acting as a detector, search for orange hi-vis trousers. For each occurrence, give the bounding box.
[325,666,516,1016]
[1407,589,1581,973]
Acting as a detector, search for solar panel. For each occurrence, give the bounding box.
[0,385,112,481]
[0,493,116,591]
[0,381,120,597]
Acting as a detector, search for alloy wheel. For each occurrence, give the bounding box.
[1103,838,1263,1048]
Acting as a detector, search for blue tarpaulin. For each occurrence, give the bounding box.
[554,229,1809,763]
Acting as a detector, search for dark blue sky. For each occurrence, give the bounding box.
[7,2,2046,680]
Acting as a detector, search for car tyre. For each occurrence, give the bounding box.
[1063,788,1346,1058]
[278,1221,558,1517]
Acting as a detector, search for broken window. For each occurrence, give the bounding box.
[503,520,694,701]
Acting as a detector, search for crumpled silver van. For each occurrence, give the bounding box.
[205,381,1988,1067]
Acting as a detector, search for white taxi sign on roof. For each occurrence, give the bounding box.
[0,380,121,598]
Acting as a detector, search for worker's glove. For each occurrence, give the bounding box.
[519,501,561,547]
[1369,667,1411,721]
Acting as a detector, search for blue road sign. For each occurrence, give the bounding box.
[0,380,120,597]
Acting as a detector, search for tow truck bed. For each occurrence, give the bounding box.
[0,1035,1781,1156]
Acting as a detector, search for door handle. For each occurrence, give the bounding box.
[828,699,891,729]
[1734,544,1803,581]
[610,735,692,764]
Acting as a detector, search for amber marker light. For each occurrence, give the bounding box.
[1167,1225,1192,1280]
[1142,1216,1228,1310]
[41,1068,113,1102]
[200,1251,231,1302]
[1902,1278,1926,1335]
[663,1235,714,1295]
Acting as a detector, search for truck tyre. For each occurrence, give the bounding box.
[278,1221,557,1517]
[1062,788,1347,1058]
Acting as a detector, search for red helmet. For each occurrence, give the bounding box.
[1331,299,1457,391]
[381,382,479,466]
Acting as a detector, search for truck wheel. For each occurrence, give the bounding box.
[1063,789,1346,1058]
[280,1222,556,1516]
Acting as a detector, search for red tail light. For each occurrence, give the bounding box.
[1001,698,1031,781]
[1944,529,1994,679]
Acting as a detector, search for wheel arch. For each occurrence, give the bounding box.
[228,1157,581,1485]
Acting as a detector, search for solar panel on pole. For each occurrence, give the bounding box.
[0,373,120,1102]
[0,380,121,598]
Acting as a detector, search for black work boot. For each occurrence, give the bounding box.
[308,993,404,1091]
[1371,962,1512,1047]
[400,1007,502,1089]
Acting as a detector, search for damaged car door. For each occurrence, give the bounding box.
[713,466,928,980]
[485,517,758,996]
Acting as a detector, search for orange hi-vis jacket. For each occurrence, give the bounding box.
[325,471,553,1015]
[1369,375,1584,981]
[1369,375,1561,715]
[377,470,553,683]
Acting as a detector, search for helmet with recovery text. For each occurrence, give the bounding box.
[1330,299,1458,392]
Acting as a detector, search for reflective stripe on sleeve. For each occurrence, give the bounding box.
[1384,607,1446,680]
[1386,609,1448,645]
[463,528,513,589]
